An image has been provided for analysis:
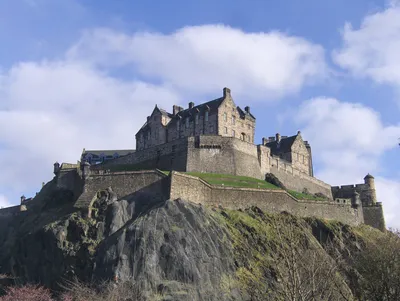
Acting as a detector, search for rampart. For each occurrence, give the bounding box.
[74,170,169,209]
[94,135,332,198]
[169,172,363,226]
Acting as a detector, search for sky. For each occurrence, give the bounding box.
[0,0,400,228]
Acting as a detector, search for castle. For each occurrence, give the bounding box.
[4,88,386,231]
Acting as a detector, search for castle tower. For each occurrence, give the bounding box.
[364,173,377,205]
[351,191,361,208]
[54,162,60,175]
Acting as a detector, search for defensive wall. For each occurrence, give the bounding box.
[74,170,169,209]
[94,135,332,199]
[1,168,383,229]
[332,183,386,231]
[169,171,363,226]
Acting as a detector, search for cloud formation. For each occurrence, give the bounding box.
[67,25,327,99]
[333,3,400,88]
[0,195,11,208]
[294,96,400,228]
[0,60,181,198]
[0,25,325,204]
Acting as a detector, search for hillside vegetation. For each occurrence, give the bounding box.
[0,180,398,300]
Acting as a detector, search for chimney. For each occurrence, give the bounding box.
[297,130,301,135]
[262,137,267,145]
[223,87,231,98]
[173,105,182,115]
[189,102,194,109]
[245,106,250,114]
[20,195,26,203]
[268,136,275,141]
[276,133,281,143]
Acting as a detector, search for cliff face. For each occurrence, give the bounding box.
[0,179,387,300]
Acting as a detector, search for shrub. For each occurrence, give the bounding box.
[0,284,53,301]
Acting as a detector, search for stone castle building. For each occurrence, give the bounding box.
[1,88,385,231]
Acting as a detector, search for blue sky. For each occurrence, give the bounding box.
[1,0,400,228]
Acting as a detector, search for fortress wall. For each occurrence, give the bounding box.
[169,172,212,204]
[169,172,363,226]
[363,204,386,231]
[186,136,264,179]
[75,170,168,208]
[95,138,189,172]
[0,205,20,217]
[269,166,333,198]
[57,169,83,198]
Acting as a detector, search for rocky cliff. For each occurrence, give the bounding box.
[0,178,390,300]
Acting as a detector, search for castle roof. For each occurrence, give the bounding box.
[265,135,297,154]
[81,149,135,159]
[168,97,225,125]
[364,173,374,179]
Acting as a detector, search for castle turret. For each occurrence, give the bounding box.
[81,161,91,180]
[54,162,60,175]
[276,133,281,143]
[364,173,377,205]
[351,191,361,208]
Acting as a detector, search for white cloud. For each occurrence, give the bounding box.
[67,25,328,99]
[333,3,400,87]
[375,177,400,230]
[0,194,11,208]
[0,25,326,206]
[294,96,400,228]
[0,60,181,201]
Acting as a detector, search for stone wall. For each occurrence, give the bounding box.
[56,169,83,199]
[332,183,376,206]
[0,205,20,217]
[96,138,190,172]
[169,172,363,226]
[362,203,386,231]
[269,165,333,198]
[74,170,169,208]
[186,136,265,179]
[96,135,333,197]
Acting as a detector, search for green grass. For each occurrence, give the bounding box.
[287,190,326,201]
[184,172,280,190]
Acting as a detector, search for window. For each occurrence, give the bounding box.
[195,114,199,124]
[186,117,189,128]
[224,127,228,134]
[232,130,235,137]
[232,115,236,125]
[205,111,209,122]
[223,112,227,122]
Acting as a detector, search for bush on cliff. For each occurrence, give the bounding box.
[264,173,286,190]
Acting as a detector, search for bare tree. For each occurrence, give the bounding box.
[269,216,354,301]
[352,228,400,301]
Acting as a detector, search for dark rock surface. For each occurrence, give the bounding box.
[0,178,386,300]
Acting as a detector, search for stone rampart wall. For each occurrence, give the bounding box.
[0,205,20,217]
[186,136,264,179]
[74,170,168,208]
[93,138,189,172]
[57,169,83,198]
[363,204,386,231]
[90,135,332,197]
[269,165,333,198]
[169,172,363,226]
